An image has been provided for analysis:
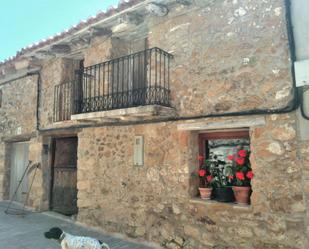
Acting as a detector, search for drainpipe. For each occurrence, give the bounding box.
[285,0,309,120]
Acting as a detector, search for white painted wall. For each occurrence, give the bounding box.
[291,0,309,140]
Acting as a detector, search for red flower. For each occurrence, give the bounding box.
[236,157,245,166]
[198,155,204,161]
[227,155,234,161]
[228,175,234,180]
[238,150,247,158]
[198,169,206,177]
[246,171,254,179]
[206,175,213,182]
[236,172,245,180]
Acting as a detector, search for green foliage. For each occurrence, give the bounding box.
[202,153,233,188]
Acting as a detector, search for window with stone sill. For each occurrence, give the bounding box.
[196,130,252,204]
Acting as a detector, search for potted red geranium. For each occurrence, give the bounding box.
[197,155,214,199]
[227,148,254,204]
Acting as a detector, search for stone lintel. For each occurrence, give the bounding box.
[71,105,176,122]
[1,132,37,142]
[177,116,266,131]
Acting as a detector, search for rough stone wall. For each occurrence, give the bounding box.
[83,37,130,67]
[0,75,37,199]
[0,142,11,200]
[76,113,307,249]
[147,0,292,116]
[76,123,191,239]
[0,76,37,136]
[40,57,79,128]
[39,0,295,127]
[0,57,78,205]
[72,0,294,117]
[27,136,44,209]
[0,0,307,247]
[84,38,112,67]
[298,140,309,245]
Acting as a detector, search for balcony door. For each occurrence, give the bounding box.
[127,38,148,106]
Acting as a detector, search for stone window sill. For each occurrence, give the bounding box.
[189,198,252,210]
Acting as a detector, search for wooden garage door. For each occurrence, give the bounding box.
[10,141,29,203]
[51,137,78,215]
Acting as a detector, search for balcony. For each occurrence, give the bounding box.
[53,47,175,123]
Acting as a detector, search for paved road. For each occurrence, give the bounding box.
[0,202,155,249]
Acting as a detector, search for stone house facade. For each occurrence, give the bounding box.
[0,0,308,248]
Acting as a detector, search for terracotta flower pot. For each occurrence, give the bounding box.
[198,187,212,200]
[232,186,251,204]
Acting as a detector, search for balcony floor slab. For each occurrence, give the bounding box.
[71,105,176,123]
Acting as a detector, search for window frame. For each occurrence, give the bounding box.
[198,130,250,160]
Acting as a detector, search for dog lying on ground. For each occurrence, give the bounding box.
[44,227,110,249]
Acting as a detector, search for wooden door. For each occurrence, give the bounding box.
[51,137,78,215]
[10,141,29,203]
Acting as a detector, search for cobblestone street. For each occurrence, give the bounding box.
[0,202,156,249]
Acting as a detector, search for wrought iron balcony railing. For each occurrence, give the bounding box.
[53,47,173,122]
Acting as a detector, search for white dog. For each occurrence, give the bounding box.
[44,227,110,249]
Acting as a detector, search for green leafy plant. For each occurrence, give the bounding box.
[197,153,233,188]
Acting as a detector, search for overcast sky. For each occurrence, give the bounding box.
[0,0,119,61]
